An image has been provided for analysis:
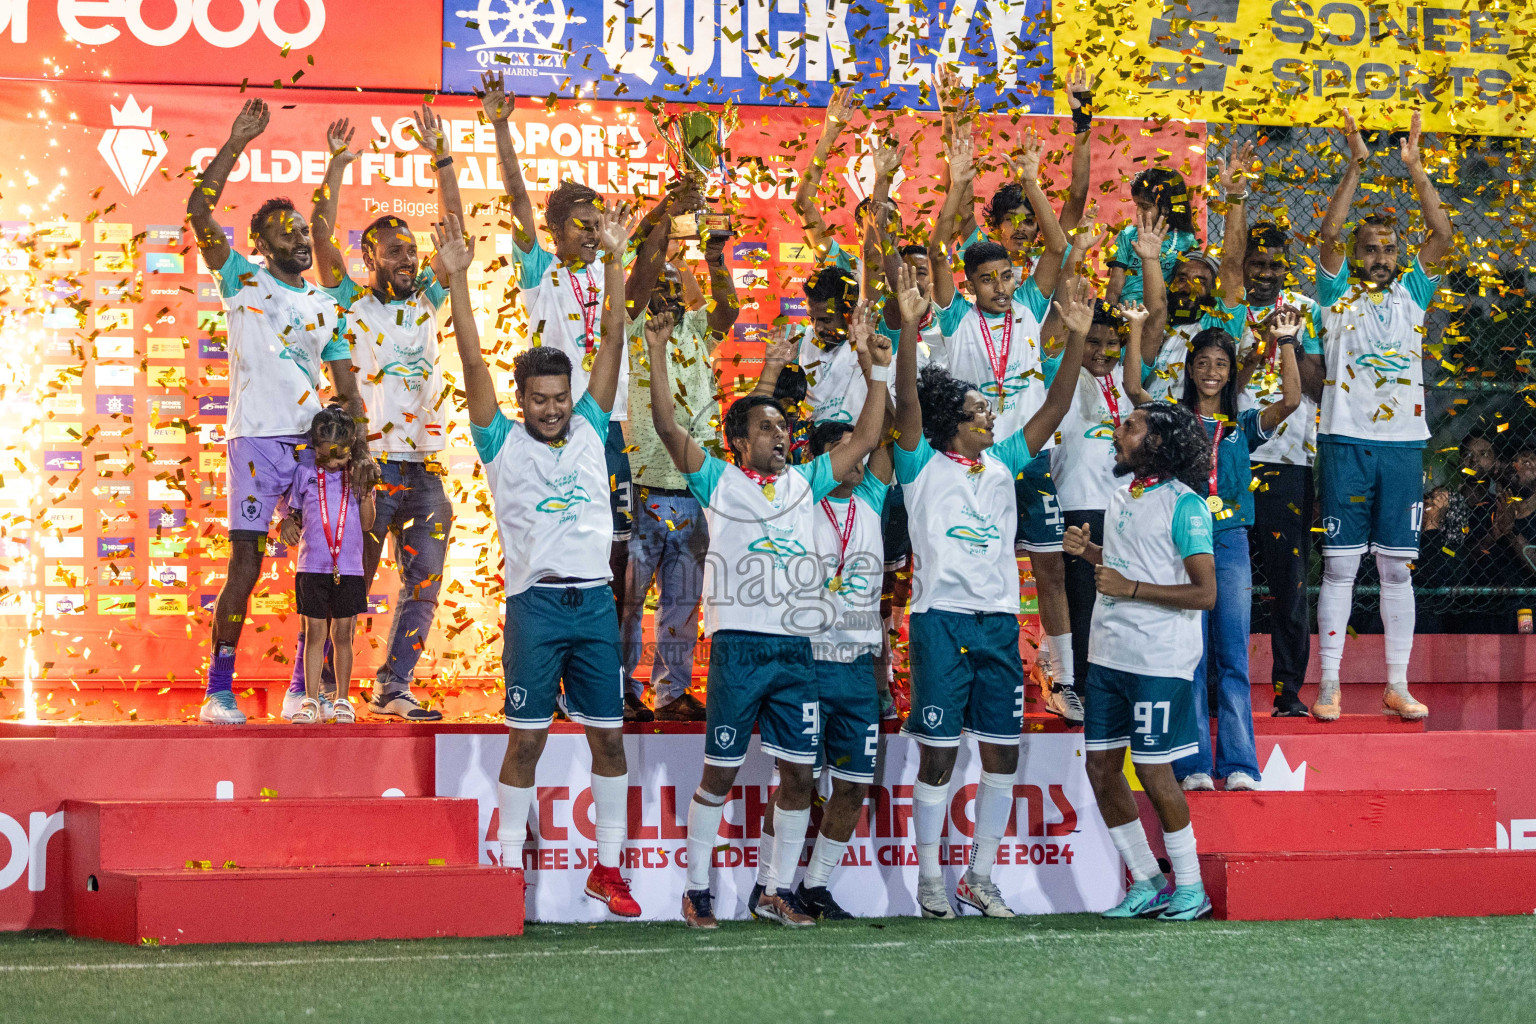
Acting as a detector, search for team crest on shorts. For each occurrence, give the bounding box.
[508,686,527,711]
[241,496,261,522]
[1323,516,1341,540]
[713,725,737,749]
[921,705,944,729]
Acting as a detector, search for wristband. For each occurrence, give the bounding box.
[869,364,893,383]
[1071,108,1093,135]
[1225,191,1248,202]
[1132,581,1139,599]
[434,156,454,169]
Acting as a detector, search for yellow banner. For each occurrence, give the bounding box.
[1055,1,1535,135]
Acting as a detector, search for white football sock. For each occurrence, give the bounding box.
[803,833,849,889]
[589,772,627,870]
[1376,553,1415,692]
[1317,551,1362,683]
[913,780,948,882]
[1047,633,1074,688]
[1107,820,1162,882]
[496,782,535,869]
[685,789,726,892]
[967,771,1016,881]
[1162,824,1201,888]
[771,805,811,892]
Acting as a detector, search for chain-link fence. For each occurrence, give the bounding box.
[1203,124,1536,634]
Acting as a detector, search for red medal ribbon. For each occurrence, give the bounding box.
[977,311,1013,403]
[740,466,779,491]
[316,467,350,581]
[941,450,982,471]
[1208,419,1226,498]
[1097,375,1122,428]
[1129,474,1162,496]
[1246,294,1286,367]
[566,265,599,358]
[820,498,857,579]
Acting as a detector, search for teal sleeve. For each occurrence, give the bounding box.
[1170,231,1199,265]
[993,428,1035,474]
[958,227,986,257]
[825,238,856,273]
[418,268,447,309]
[515,243,555,291]
[1304,300,1324,355]
[893,436,934,485]
[793,452,841,502]
[1403,257,1440,310]
[1171,491,1215,557]
[1041,353,1062,387]
[1016,277,1050,321]
[875,312,901,344]
[214,249,255,299]
[683,453,728,506]
[853,471,888,515]
[574,392,610,435]
[470,411,513,464]
[1316,260,1351,305]
[1108,226,1135,268]
[320,276,363,309]
[1239,406,1271,448]
[1202,300,1243,333]
[936,295,973,338]
[320,312,351,362]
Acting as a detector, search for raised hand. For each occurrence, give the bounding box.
[1066,64,1096,108]
[894,261,927,324]
[431,214,474,280]
[644,307,677,349]
[412,104,446,157]
[874,138,907,180]
[1013,128,1044,182]
[230,98,270,144]
[1399,108,1424,169]
[1072,199,1105,251]
[825,85,856,129]
[1266,305,1304,340]
[478,70,513,124]
[850,299,879,372]
[946,128,976,187]
[936,64,965,111]
[1216,141,1256,194]
[764,322,796,367]
[595,200,639,255]
[1342,108,1370,163]
[1131,208,1167,262]
[1062,522,1090,556]
[325,117,358,164]
[1119,301,1149,329]
[1052,276,1094,337]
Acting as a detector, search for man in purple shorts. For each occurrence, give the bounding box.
[186,98,376,724]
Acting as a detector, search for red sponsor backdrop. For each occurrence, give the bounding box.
[0,0,442,90]
[0,77,1202,706]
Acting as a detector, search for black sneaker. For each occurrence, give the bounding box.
[1272,695,1311,718]
[795,881,853,920]
[655,692,707,722]
[624,693,655,723]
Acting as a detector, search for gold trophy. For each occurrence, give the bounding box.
[653,105,737,239]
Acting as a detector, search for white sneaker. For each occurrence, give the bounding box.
[1043,683,1084,724]
[956,872,1016,918]
[198,691,246,724]
[1181,772,1216,792]
[332,697,355,723]
[291,696,322,724]
[280,688,306,722]
[1224,771,1260,791]
[917,878,956,919]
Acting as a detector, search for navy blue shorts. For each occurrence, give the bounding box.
[606,421,633,542]
[816,654,880,783]
[902,610,1024,748]
[704,631,819,767]
[1317,438,1424,558]
[1015,451,1064,553]
[1083,665,1199,765]
[503,584,623,730]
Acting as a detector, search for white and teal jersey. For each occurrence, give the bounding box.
[1315,257,1438,445]
[1142,321,1202,404]
[796,325,867,424]
[684,452,840,637]
[810,473,887,663]
[936,283,1051,441]
[1047,363,1127,513]
[1089,480,1213,682]
[324,272,446,457]
[895,430,1036,616]
[1210,290,1325,467]
[513,243,629,420]
[212,251,350,439]
[875,300,945,399]
[471,394,613,597]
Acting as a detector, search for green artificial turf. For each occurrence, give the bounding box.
[2,915,1531,1023]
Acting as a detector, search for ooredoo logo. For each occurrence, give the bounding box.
[0,0,327,49]
[98,95,165,195]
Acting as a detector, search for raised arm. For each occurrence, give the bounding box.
[702,229,739,341]
[432,213,498,428]
[479,70,537,253]
[312,118,359,291]
[1400,110,1452,272]
[1022,275,1090,456]
[1038,202,1104,357]
[1320,109,1369,277]
[929,128,976,311]
[1256,306,1303,432]
[795,86,856,254]
[862,138,906,296]
[1135,209,1170,340]
[1214,142,1255,303]
[1017,129,1071,299]
[826,300,891,480]
[586,201,642,413]
[1059,66,1096,232]
[645,309,707,474]
[750,324,795,398]
[892,262,926,452]
[414,103,466,227]
[1119,301,1154,406]
[187,98,270,271]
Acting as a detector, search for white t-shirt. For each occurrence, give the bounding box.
[935,282,1052,442]
[324,273,446,457]
[1142,321,1202,404]
[877,302,946,399]
[809,473,887,663]
[1088,479,1214,681]
[471,394,613,597]
[213,251,351,439]
[895,430,1036,616]
[1049,363,1127,513]
[1316,258,1438,444]
[513,243,629,421]
[797,324,867,425]
[1212,291,1325,467]
[684,452,840,637]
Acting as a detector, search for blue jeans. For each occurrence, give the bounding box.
[1174,527,1261,782]
[290,460,452,696]
[621,490,707,704]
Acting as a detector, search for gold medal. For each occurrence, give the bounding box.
[581,351,596,372]
[827,575,843,593]
[969,463,985,475]
[762,482,775,501]
[1207,495,1225,513]
[1131,484,1144,498]
[333,570,341,585]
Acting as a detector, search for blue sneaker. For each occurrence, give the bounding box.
[199,690,247,724]
[1102,876,1174,919]
[1158,883,1213,921]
